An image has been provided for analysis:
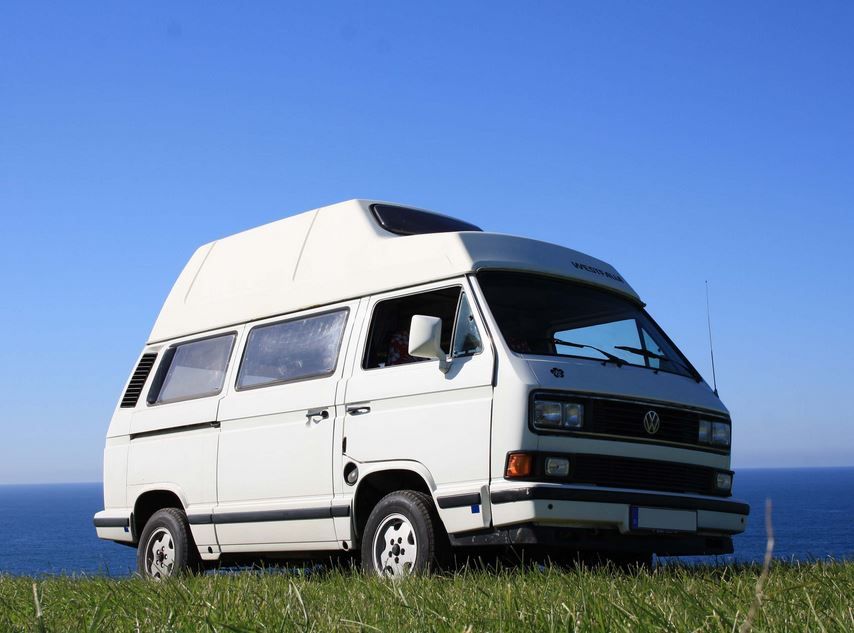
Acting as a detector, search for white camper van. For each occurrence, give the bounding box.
[95,200,748,577]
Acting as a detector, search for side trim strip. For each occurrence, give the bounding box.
[491,487,750,515]
[331,504,351,518]
[437,492,482,509]
[93,516,130,528]
[188,504,351,526]
[215,508,329,524]
[130,421,218,441]
[187,513,214,525]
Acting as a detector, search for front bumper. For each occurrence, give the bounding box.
[449,523,736,556]
[473,483,749,556]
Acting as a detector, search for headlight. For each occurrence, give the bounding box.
[712,422,731,447]
[533,400,562,427]
[532,399,584,431]
[562,402,584,428]
[699,419,730,447]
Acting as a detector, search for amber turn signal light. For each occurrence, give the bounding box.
[505,452,534,478]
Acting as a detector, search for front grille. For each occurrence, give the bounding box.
[588,398,714,447]
[532,392,730,452]
[569,454,722,496]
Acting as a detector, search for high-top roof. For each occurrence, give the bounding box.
[147,199,638,343]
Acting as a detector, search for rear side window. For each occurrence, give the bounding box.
[237,309,348,389]
[149,334,236,404]
[364,287,461,369]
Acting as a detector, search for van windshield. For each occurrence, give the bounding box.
[477,271,696,379]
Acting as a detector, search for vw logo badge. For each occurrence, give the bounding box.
[643,410,661,435]
[550,367,564,378]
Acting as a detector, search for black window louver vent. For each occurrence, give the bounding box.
[120,353,158,408]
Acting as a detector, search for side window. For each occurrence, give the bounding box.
[452,294,483,357]
[237,309,348,389]
[149,334,236,404]
[364,287,460,369]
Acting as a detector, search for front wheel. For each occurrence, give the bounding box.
[136,508,198,579]
[361,490,446,577]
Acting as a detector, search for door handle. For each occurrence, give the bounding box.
[346,405,371,416]
[306,408,330,422]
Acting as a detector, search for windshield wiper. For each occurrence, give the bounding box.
[613,345,700,382]
[552,338,626,367]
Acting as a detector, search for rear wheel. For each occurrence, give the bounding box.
[361,490,446,577]
[136,508,198,579]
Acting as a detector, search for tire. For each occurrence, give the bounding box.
[136,507,199,579]
[360,490,447,577]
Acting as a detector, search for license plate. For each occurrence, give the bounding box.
[630,507,697,533]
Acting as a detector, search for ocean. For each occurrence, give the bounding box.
[0,468,851,576]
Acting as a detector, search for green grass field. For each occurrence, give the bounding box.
[1,562,851,632]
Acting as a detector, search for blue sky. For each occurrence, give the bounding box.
[1,2,852,483]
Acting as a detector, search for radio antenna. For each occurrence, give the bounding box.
[705,280,718,396]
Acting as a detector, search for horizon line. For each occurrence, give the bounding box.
[3,464,854,487]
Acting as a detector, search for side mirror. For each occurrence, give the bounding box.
[408,315,450,373]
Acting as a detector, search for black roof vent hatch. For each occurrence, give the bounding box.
[370,203,482,236]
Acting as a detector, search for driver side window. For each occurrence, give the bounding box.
[364,287,460,369]
[363,287,485,369]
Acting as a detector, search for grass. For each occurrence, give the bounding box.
[1,561,852,632]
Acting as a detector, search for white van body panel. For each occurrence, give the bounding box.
[467,278,541,485]
[213,301,360,550]
[336,458,439,544]
[95,436,133,543]
[343,278,495,535]
[524,357,726,415]
[123,325,243,552]
[102,437,129,508]
[126,430,221,550]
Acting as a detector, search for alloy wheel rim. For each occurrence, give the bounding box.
[372,513,417,577]
[145,527,176,579]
